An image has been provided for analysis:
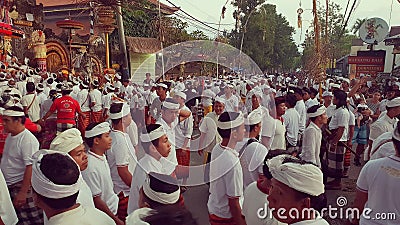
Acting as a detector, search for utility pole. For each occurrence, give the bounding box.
[116,2,129,79]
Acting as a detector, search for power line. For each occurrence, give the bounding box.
[174,12,220,33]
[164,0,220,32]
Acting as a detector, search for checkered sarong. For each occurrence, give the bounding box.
[56,123,75,133]
[9,182,43,225]
[326,142,345,178]
[78,111,91,135]
[91,111,103,123]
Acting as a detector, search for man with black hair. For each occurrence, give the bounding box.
[237,109,269,188]
[127,124,174,214]
[267,155,328,225]
[21,82,40,122]
[326,90,350,189]
[83,122,122,225]
[0,105,43,225]
[40,85,86,133]
[283,94,300,153]
[262,96,287,151]
[350,122,400,225]
[150,83,168,122]
[108,102,137,221]
[207,111,246,225]
[31,151,115,225]
[242,151,289,225]
[300,105,328,168]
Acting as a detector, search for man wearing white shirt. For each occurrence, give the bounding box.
[222,85,239,112]
[89,84,103,123]
[300,105,328,168]
[0,170,18,225]
[293,88,306,138]
[282,94,300,153]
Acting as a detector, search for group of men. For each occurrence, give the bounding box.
[0,61,399,225]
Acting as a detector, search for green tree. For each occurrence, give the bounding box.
[351,18,367,35]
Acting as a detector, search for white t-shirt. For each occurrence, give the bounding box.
[295,100,307,133]
[356,155,400,225]
[37,92,48,105]
[108,130,138,196]
[269,119,286,151]
[328,107,350,142]
[47,205,115,225]
[127,154,174,214]
[78,89,91,112]
[21,93,41,122]
[222,94,239,112]
[175,105,194,149]
[0,129,39,185]
[82,151,119,215]
[369,113,397,141]
[207,144,243,218]
[198,112,221,153]
[282,108,300,146]
[0,170,18,225]
[89,89,103,112]
[242,182,282,225]
[237,139,269,188]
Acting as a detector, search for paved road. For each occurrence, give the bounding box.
[182,146,364,225]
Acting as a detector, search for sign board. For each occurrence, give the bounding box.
[348,56,385,65]
[356,65,384,72]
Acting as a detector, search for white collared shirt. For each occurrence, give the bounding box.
[300,121,322,168]
[328,107,350,142]
[0,170,17,225]
[82,151,119,215]
[295,100,307,133]
[77,89,90,112]
[89,89,103,112]
[207,144,243,218]
[282,108,300,146]
[369,112,397,141]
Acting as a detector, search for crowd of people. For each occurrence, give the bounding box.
[0,61,399,225]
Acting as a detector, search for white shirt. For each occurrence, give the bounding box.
[16,81,27,96]
[0,170,18,225]
[21,93,40,122]
[199,112,221,153]
[0,129,39,185]
[329,107,350,142]
[242,182,282,225]
[356,155,400,225]
[82,151,119,215]
[47,205,114,225]
[222,94,239,112]
[207,144,243,218]
[282,108,300,146]
[89,89,103,112]
[370,132,395,160]
[269,119,286,151]
[78,89,91,112]
[37,92,47,105]
[236,139,269,188]
[295,100,307,133]
[325,104,335,118]
[108,130,138,196]
[125,120,139,148]
[156,118,179,171]
[78,179,95,208]
[369,113,397,141]
[300,122,322,168]
[175,105,194,149]
[127,154,173,214]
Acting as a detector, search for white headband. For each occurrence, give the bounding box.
[140,126,165,142]
[143,176,180,205]
[307,106,326,118]
[157,83,168,89]
[217,112,244,129]
[31,150,81,199]
[214,96,226,105]
[174,91,186,100]
[109,102,130,119]
[162,101,179,110]
[2,109,24,117]
[85,122,111,138]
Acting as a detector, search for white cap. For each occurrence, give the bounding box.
[214,96,226,105]
[50,128,83,153]
[322,91,333,97]
[174,91,186,100]
[245,110,262,125]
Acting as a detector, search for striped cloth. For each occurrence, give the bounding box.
[326,142,345,178]
[56,123,75,133]
[91,111,103,123]
[78,111,91,136]
[9,182,44,225]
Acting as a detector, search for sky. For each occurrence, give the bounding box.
[161,0,400,47]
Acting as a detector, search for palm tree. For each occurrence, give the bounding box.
[351,18,367,35]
